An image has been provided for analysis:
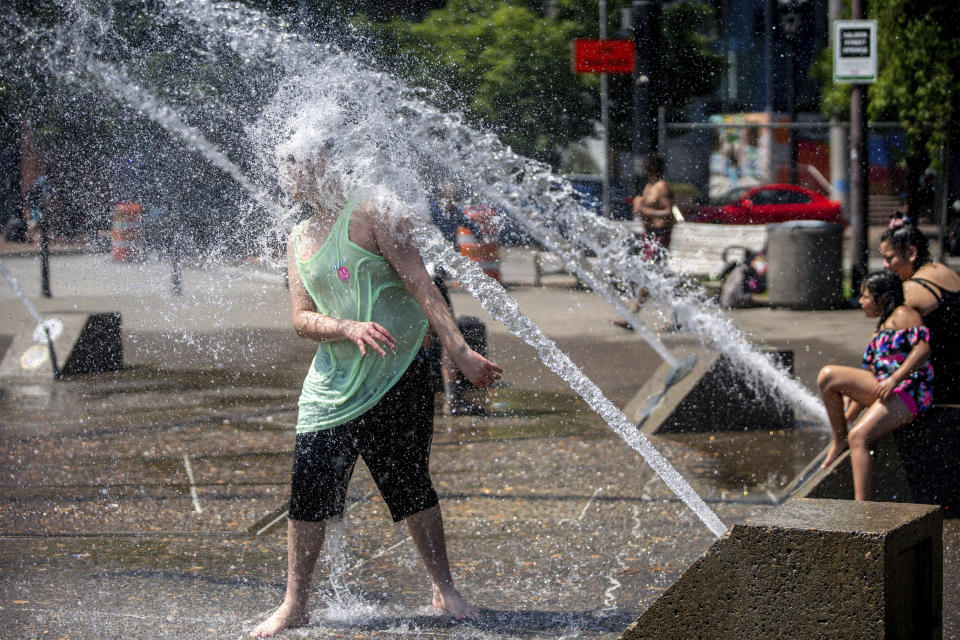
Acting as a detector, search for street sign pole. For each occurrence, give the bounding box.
[600,0,610,217]
[572,37,635,214]
[834,14,877,293]
[632,0,660,192]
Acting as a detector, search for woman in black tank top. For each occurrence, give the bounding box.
[880,215,960,403]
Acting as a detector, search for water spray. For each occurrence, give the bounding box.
[0,259,63,380]
[13,0,830,534]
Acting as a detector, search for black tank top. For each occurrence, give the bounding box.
[910,277,960,404]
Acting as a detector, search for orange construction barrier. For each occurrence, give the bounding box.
[457,204,501,283]
[111,201,145,262]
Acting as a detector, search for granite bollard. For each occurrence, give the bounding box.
[623,344,795,433]
[620,498,942,640]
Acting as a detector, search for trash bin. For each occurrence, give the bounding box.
[766,220,843,309]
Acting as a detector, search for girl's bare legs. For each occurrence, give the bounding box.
[817,365,881,468]
[405,503,479,619]
[251,519,326,637]
[847,398,914,500]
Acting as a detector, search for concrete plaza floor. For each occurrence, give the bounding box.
[0,247,957,638]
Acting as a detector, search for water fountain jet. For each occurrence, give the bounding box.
[0,259,63,379]
[28,1,729,535]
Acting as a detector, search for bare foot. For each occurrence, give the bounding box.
[821,440,849,469]
[433,586,480,620]
[247,603,309,638]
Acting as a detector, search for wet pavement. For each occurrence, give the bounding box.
[1,248,958,638]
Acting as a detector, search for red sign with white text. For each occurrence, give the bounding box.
[572,39,635,74]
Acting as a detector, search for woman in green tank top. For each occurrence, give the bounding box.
[251,149,502,637]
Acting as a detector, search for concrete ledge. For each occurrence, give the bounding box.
[895,406,960,513]
[787,407,960,514]
[623,344,794,433]
[0,311,122,380]
[620,498,943,640]
[787,434,913,503]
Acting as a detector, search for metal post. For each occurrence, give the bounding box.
[764,0,777,184]
[764,0,775,113]
[39,208,51,298]
[849,0,869,292]
[788,39,798,184]
[600,0,611,217]
[171,211,183,296]
[657,106,667,154]
[632,0,661,190]
[828,0,849,216]
[171,233,183,296]
[781,1,804,186]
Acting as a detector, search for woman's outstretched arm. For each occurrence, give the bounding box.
[372,210,502,388]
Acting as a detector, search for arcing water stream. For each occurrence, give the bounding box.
[48,0,729,536]
[158,0,827,424]
[5,0,828,540]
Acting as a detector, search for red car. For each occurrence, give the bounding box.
[693,184,844,226]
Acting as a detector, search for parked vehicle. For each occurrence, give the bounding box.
[691,184,844,226]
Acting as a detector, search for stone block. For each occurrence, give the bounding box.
[623,344,794,434]
[895,407,960,515]
[786,407,960,514]
[620,498,943,640]
[0,311,123,380]
[787,435,913,503]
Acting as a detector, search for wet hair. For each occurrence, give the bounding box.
[880,213,931,268]
[862,270,904,330]
[641,153,665,178]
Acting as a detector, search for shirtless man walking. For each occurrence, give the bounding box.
[615,153,675,324]
[633,153,675,263]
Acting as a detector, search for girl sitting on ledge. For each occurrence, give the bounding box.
[817,270,933,500]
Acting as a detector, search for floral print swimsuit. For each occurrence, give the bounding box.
[862,326,934,416]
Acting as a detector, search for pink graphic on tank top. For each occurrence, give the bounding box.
[333,257,350,282]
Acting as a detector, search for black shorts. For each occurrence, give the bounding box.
[288,356,438,523]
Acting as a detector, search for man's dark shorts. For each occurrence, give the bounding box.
[289,355,438,523]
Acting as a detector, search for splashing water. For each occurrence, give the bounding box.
[32,0,730,537]
[5,0,837,545]
[156,0,826,425]
[0,260,44,324]
[21,0,824,426]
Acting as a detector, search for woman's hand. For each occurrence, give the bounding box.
[451,345,503,388]
[875,376,899,403]
[342,320,396,357]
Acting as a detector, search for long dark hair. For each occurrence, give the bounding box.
[863,270,905,330]
[880,213,931,268]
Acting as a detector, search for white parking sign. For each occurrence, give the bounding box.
[834,20,878,83]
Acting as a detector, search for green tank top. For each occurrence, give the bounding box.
[293,200,429,434]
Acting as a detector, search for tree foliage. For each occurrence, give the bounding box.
[369,0,724,164]
[869,0,959,162]
[816,0,960,163]
[370,0,595,163]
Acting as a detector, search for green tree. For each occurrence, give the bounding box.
[816,0,960,164]
[370,0,723,165]
[869,0,959,163]
[371,0,596,163]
